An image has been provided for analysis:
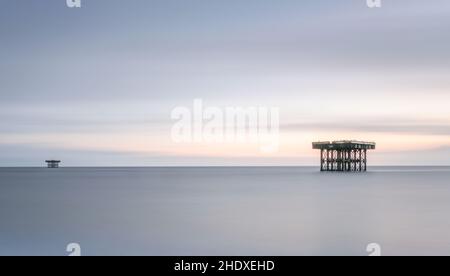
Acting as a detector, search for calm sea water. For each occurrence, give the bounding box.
[0,166,450,256]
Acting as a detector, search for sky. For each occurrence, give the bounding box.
[0,0,450,166]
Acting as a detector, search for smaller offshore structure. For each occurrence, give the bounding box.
[312,140,376,172]
[45,160,61,169]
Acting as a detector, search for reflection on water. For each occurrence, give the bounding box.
[0,167,450,256]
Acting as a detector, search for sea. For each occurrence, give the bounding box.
[0,166,449,256]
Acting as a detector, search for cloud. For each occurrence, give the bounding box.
[282,119,450,136]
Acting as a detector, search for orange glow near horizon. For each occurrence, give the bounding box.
[2,129,449,162]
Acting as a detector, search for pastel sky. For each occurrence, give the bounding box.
[1,0,450,166]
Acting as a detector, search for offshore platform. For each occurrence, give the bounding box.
[45,160,61,169]
[312,140,376,172]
